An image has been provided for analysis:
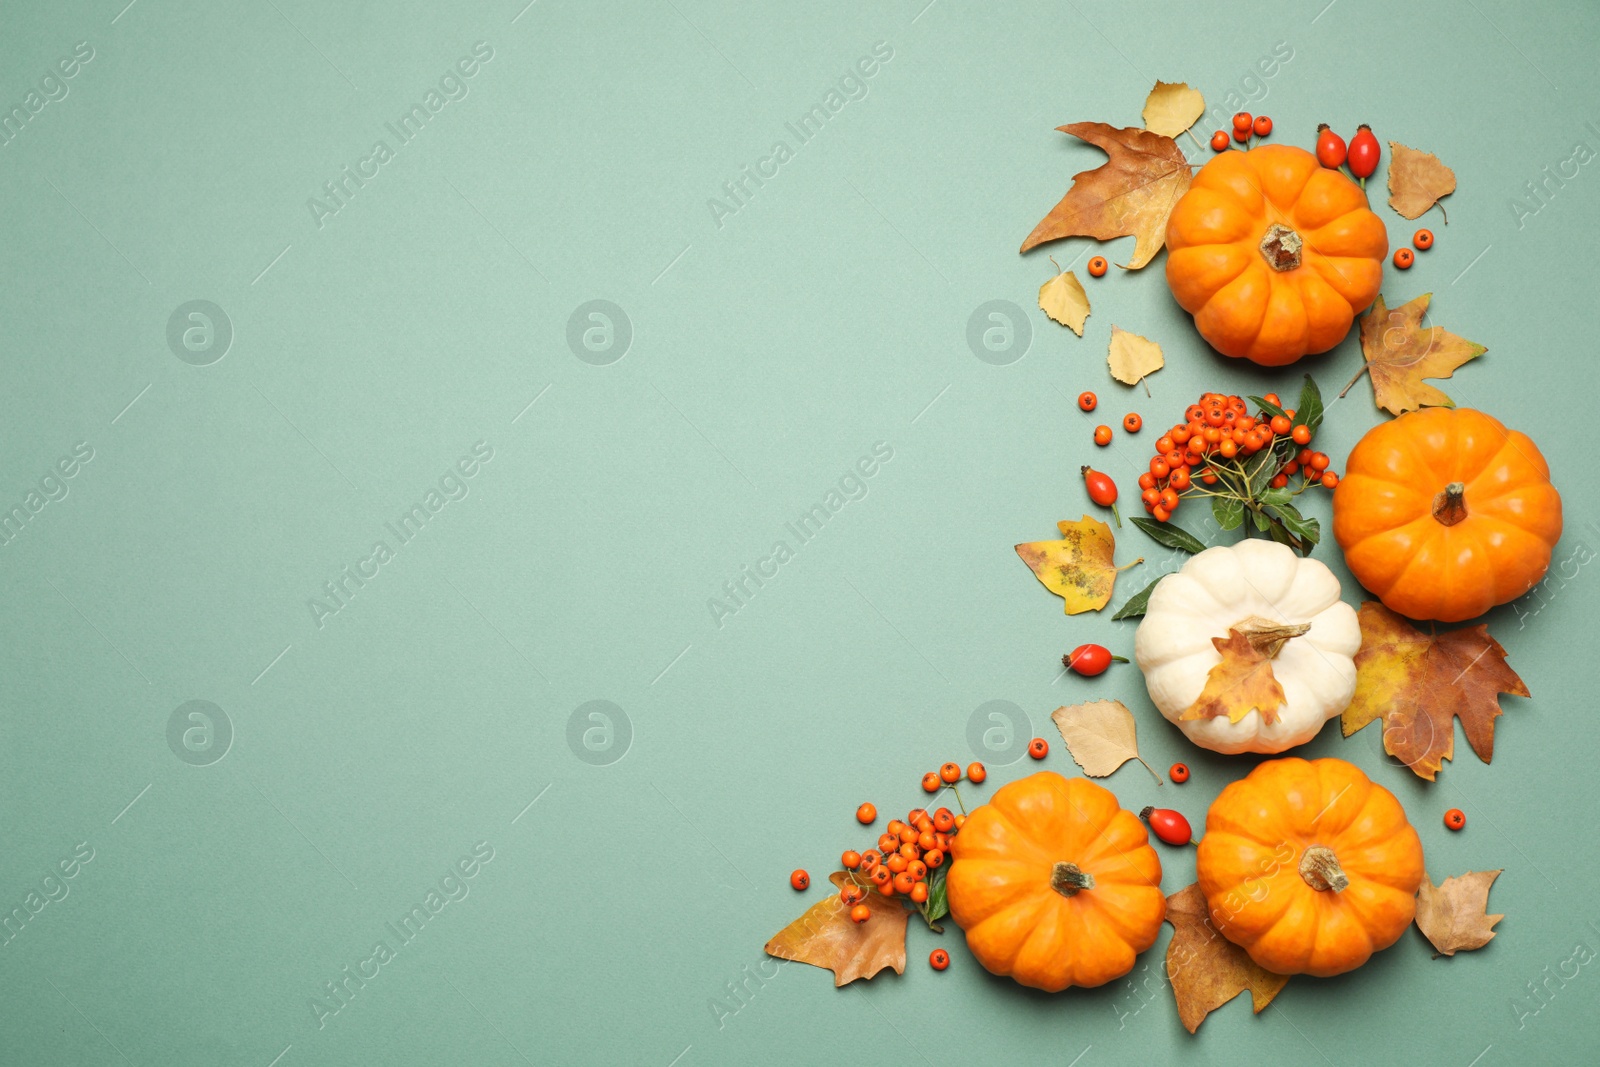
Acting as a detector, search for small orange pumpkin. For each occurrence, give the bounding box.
[1196,757,1423,977]
[947,772,1164,991]
[1166,144,1387,366]
[1334,407,1563,622]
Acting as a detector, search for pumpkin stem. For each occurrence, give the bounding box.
[1232,616,1312,658]
[1050,861,1095,897]
[1259,224,1303,271]
[1432,482,1468,527]
[1298,845,1349,892]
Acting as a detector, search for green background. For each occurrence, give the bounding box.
[1,0,1597,1063]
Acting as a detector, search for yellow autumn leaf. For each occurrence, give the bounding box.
[1039,261,1089,335]
[1107,326,1164,390]
[1015,516,1140,614]
[1141,80,1205,139]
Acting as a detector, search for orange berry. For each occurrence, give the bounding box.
[1152,505,1171,522]
[1413,228,1434,251]
[1218,439,1238,459]
[1170,762,1190,783]
[939,762,962,784]
[1269,415,1292,435]
[1171,425,1191,445]
[929,948,950,970]
[933,808,955,833]
[1320,472,1340,489]
[923,848,945,868]
[967,762,986,784]
[954,814,966,829]
[1232,112,1253,132]
[921,772,940,793]
[1291,424,1312,445]
[1270,473,1289,489]
[859,850,881,871]
[1210,129,1230,152]
[899,826,919,845]
[1252,114,1273,137]
[918,830,937,851]
[841,850,862,869]
[790,869,810,890]
[1123,413,1142,432]
[1137,472,1156,491]
[870,865,892,887]
[856,803,876,824]
[909,881,929,904]
[1200,471,1218,485]
[886,853,908,873]
[850,903,871,923]
[907,860,928,880]
[1150,457,1170,479]
[1444,808,1466,831]
[1167,468,1191,492]
[1029,735,1050,758]
[1309,452,1331,472]
[1094,425,1113,447]
[1078,391,1097,412]
[1087,256,1109,278]
[1156,434,1175,454]
[892,871,915,894]
[841,884,866,906]
[878,833,898,853]
[1394,247,1415,269]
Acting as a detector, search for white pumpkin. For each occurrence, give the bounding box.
[1134,540,1359,754]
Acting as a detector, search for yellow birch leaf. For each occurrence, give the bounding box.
[1015,515,1138,614]
[1039,262,1090,335]
[1107,326,1164,389]
[1141,81,1205,139]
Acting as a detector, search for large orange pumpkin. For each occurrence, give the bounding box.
[1196,757,1423,978]
[947,772,1164,991]
[1165,144,1387,366]
[1333,407,1563,622]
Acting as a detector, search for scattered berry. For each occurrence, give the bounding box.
[966,762,987,784]
[1232,112,1253,133]
[790,869,810,890]
[939,762,962,784]
[1315,124,1347,169]
[1078,390,1097,411]
[856,803,876,825]
[1139,807,1193,847]
[921,772,941,793]
[1252,114,1273,137]
[1444,808,1466,831]
[1123,413,1142,433]
[1413,228,1434,251]
[1394,247,1414,269]
[1087,256,1109,278]
[929,948,950,971]
[1169,762,1190,783]
[1210,129,1230,152]
[850,903,871,923]
[1093,424,1113,447]
[1347,124,1380,179]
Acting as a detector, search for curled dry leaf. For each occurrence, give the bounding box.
[1107,326,1164,390]
[1039,260,1090,335]
[1016,516,1141,615]
[1179,623,1308,727]
[1415,870,1504,956]
[1341,602,1529,781]
[1387,142,1457,221]
[1141,80,1206,139]
[1165,883,1289,1033]
[1051,699,1161,782]
[1020,122,1194,270]
[764,872,909,986]
[1345,293,1487,415]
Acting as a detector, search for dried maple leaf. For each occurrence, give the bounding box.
[1387,142,1457,221]
[764,872,908,986]
[1165,883,1289,1033]
[1345,293,1487,415]
[1051,699,1161,781]
[1141,80,1205,139]
[1038,259,1090,334]
[1016,516,1141,615]
[1415,870,1504,956]
[1179,624,1308,727]
[1107,326,1164,391]
[1341,602,1529,781]
[1020,122,1193,270]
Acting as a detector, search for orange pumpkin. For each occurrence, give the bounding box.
[1333,407,1563,622]
[1196,757,1423,977]
[947,772,1164,991]
[1165,145,1387,366]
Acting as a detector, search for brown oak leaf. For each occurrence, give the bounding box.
[1415,870,1504,956]
[1165,883,1289,1033]
[1341,603,1529,781]
[1179,624,1307,727]
[1020,122,1193,270]
[1387,142,1457,221]
[764,872,908,986]
[1347,293,1487,414]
